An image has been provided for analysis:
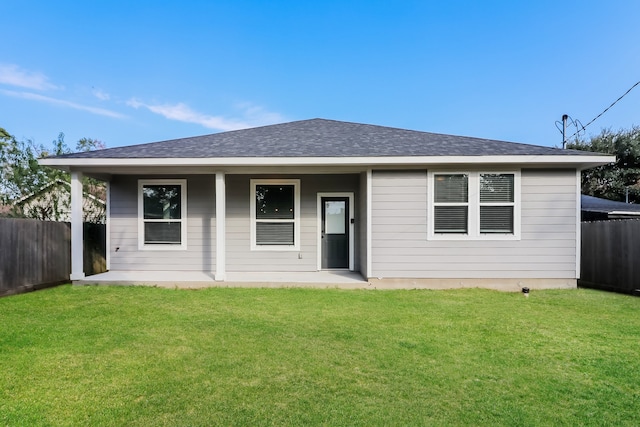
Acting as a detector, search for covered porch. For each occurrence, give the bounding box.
[66,168,370,284]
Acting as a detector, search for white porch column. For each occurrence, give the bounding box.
[105,181,111,271]
[215,172,226,281]
[70,170,85,280]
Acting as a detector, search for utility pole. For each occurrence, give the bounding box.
[562,114,568,149]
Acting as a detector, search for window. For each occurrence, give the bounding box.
[138,180,187,250]
[251,179,300,250]
[480,173,515,233]
[429,171,520,240]
[433,174,469,234]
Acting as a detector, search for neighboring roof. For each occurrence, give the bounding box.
[40,118,615,171]
[13,179,106,206]
[581,194,640,216]
[50,118,603,159]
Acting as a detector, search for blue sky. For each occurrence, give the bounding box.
[1,1,639,150]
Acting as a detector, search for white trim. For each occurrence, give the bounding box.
[70,171,85,280]
[137,179,188,251]
[316,192,355,271]
[366,169,372,279]
[575,169,581,279]
[39,154,616,168]
[105,181,111,271]
[250,179,301,251]
[607,211,640,216]
[513,172,522,239]
[215,173,226,281]
[427,170,521,240]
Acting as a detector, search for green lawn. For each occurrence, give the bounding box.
[1,285,639,426]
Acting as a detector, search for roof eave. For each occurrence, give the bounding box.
[39,154,616,171]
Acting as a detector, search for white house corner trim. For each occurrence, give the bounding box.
[70,171,85,280]
[575,169,581,279]
[215,172,226,281]
[366,169,373,279]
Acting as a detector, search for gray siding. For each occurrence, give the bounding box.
[226,174,360,272]
[109,175,216,272]
[370,169,577,279]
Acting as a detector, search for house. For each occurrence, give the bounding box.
[39,118,614,290]
[11,179,106,223]
[0,203,11,217]
[581,194,640,221]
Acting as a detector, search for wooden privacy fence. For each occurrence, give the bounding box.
[580,219,640,295]
[0,218,106,297]
[0,218,70,296]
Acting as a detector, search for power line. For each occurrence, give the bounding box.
[555,115,584,144]
[566,80,640,140]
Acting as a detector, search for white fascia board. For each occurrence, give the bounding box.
[39,154,616,168]
[608,211,640,216]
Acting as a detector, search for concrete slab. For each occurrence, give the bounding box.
[76,271,572,291]
[77,270,369,289]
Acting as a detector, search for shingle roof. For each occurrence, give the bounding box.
[581,195,640,214]
[51,118,602,159]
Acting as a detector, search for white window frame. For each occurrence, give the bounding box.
[138,179,188,251]
[250,179,301,251]
[431,173,470,234]
[428,170,521,240]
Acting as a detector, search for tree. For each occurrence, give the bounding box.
[76,137,105,152]
[0,127,106,222]
[567,126,640,203]
[75,137,107,208]
[0,129,69,205]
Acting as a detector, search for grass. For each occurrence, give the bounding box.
[1,285,639,426]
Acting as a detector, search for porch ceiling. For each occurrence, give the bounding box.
[72,165,375,181]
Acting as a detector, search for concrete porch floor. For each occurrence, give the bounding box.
[77,270,370,289]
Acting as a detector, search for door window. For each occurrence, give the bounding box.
[324,200,346,234]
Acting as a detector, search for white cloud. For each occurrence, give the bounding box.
[0,89,126,119]
[233,101,287,126]
[92,87,110,101]
[127,98,285,131]
[0,63,60,90]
